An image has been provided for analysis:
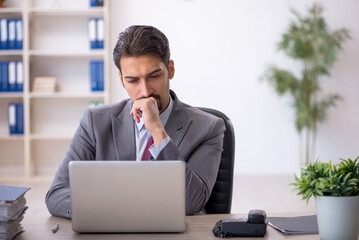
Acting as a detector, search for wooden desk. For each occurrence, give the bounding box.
[17,213,319,240]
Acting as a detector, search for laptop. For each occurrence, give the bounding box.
[69,160,186,233]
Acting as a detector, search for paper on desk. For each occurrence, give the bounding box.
[267,215,318,235]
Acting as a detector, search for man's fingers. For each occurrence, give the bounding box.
[131,97,159,125]
[133,113,139,123]
[132,97,157,114]
[135,112,142,121]
[130,109,141,122]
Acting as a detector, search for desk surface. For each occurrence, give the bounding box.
[17,213,319,240]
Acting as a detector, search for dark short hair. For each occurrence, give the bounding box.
[113,25,170,72]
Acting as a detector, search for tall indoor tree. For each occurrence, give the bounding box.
[263,3,351,165]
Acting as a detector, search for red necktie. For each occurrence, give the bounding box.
[141,137,154,161]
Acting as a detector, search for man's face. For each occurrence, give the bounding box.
[119,55,174,113]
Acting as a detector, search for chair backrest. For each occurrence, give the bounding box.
[197,107,235,214]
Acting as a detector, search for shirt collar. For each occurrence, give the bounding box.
[135,96,173,131]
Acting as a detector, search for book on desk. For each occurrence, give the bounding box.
[0,185,30,240]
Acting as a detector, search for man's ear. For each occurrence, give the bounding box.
[118,71,125,87]
[168,60,175,79]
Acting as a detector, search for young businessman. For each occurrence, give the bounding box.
[45,25,225,218]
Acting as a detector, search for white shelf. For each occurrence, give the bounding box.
[30,133,73,140]
[0,134,24,140]
[0,50,23,56]
[28,7,104,16]
[0,0,110,177]
[0,8,23,13]
[29,50,104,57]
[29,92,105,99]
[0,93,24,98]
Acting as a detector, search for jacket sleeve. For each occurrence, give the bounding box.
[45,109,96,219]
[156,117,225,215]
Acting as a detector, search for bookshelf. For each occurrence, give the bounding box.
[0,0,110,177]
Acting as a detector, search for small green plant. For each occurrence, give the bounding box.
[291,156,359,203]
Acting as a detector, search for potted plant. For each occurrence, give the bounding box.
[262,3,351,166]
[291,157,359,240]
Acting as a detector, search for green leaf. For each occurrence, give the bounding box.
[290,157,359,202]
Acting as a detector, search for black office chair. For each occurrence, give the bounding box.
[197,107,235,214]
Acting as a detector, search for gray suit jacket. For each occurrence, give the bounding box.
[45,90,225,218]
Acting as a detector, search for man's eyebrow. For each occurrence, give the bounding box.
[123,69,162,79]
[123,75,137,79]
[147,69,162,76]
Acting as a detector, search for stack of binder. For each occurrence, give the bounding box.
[90,60,104,91]
[32,76,58,93]
[0,185,30,240]
[0,18,23,50]
[88,18,104,49]
[90,0,104,7]
[8,102,24,135]
[0,61,23,92]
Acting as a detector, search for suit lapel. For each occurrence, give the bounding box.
[111,101,136,160]
[165,91,193,147]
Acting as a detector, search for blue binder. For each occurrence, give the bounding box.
[0,62,3,91]
[90,61,97,91]
[8,61,16,91]
[88,18,97,49]
[8,19,16,50]
[90,60,104,91]
[90,0,104,7]
[98,61,104,91]
[8,103,17,134]
[1,61,9,91]
[16,61,23,92]
[90,0,97,7]
[96,18,104,49]
[97,0,104,6]
[1,19,8,50]
[15,19,23,50]
[16,103,24,134]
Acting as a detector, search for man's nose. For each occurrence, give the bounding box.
[139,80,152,97]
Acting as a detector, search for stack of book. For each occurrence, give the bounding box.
[0,185,30,240]
[32,76,58,93]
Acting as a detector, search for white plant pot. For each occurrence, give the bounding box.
[316,196,359,240]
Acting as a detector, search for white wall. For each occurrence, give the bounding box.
[109,0,359,174]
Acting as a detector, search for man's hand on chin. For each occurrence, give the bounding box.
[130,97,168,146]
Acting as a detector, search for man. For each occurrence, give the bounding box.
[45,25,225,218]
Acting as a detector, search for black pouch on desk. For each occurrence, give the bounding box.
[213,210,267,238]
